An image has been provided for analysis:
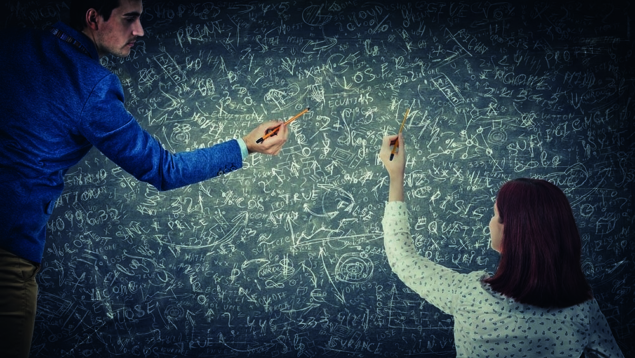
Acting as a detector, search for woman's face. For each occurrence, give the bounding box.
[490,202,504,253]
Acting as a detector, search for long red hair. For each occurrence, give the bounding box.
[484,178,592,308]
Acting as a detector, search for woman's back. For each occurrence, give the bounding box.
[381,200,623,358]
[454,273,616,357]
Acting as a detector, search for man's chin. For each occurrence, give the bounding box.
[111,51,130,58]
[106,46,131,58]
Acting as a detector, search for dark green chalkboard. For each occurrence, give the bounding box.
[3,0,633,356]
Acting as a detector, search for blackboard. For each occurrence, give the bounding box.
[2,0,633,356]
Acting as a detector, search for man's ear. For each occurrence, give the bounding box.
[85,9,100,30]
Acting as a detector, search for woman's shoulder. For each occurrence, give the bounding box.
[452,271,494,302]
[476,280,597,318]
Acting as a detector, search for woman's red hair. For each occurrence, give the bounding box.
[484,178,592,308]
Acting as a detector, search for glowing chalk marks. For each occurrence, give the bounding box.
[335,252,374,283]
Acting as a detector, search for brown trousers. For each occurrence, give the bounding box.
[0,247,39,358]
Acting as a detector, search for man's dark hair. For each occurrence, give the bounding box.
[69,0,121,32]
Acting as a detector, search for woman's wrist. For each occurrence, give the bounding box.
[388,178,405,202]
[388,172,405,182]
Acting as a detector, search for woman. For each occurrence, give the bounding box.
[379,133,624,357]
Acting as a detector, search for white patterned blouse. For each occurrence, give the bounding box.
[382,201,624,358]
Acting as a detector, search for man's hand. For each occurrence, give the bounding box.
[242,120,289,156]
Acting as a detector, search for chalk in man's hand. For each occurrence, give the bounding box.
[256,107,310,144]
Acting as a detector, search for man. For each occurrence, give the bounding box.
[0,0,289,356]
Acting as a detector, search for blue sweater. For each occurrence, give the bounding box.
[0,22,243,263]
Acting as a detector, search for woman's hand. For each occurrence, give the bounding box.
[379,133,406,202]
[380,133,406,178]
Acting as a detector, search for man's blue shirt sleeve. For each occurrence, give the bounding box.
[78,73,243,191]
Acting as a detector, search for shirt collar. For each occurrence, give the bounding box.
[50,21,100,60]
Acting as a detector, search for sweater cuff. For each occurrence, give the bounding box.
[385,201,407,213]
